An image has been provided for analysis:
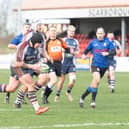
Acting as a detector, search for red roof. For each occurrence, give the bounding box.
[20,0,129,11]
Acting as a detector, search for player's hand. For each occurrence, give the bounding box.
[81,54,86,59]
[48,57,54,63]
[43,58,48,63]
[101,52,109,56]
[13,62,24,67]
[30,64,40,71]
[70,48,74,54]
[46,56,53,63]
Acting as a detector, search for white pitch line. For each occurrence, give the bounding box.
[0,122,129,129]
[0,109,22,112]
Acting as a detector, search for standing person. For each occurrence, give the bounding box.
[35,23,48,41]
[106,32,121,93]
[54,25,79,102]
[8,22,32,49]
[42,26,70,104]
[0,32,49,115]
[79,27,116,108]
[35,23,47,57]
[4,22,32,104]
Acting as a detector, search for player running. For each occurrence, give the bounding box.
[5,22,32,103]
[0,32,49,115]
[106,32,121,93]
[79,27,116,108]
[54,25,79,102]
[42,26,71,104]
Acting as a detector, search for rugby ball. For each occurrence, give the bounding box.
[40,63,49,73]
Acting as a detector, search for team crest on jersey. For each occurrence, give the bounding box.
[73,41,76,45]
[97,67,100,72]
[104,42,107,46]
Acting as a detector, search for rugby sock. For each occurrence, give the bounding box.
[0,84,7,92]
[15,89,25,104]
[91,88,98,102]
[47,83,53,89]
[5,92,10,103]
[28,91,39,111]
[43,86,53,99]
[34,82,42,92]
[108,80,111,85]
[6,92,10,98]
[67,87,72,93]
[56,90,61,96]
[43,82,53,98]
[81,86,92,100]
[110,80,115,89]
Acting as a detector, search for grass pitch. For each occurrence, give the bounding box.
[0,69,129,129]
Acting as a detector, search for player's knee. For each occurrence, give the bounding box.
[109,66,115,71]
[6,84,18,92]
[20,86,28,92]
[69,75,76,83]
[6,88,15,93]
[49,76,57,85]
[38,76,48,85]
[92,77,100,85]
[25,82,35,89]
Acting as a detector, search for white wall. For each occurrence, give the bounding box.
[0,54,129,72]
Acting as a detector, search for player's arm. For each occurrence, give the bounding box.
[82,42,92,59]
[14,61,40,71]
[42,40,53,63]
[8,36,20,49]
[109,41,117,56]
[115,40,122,56]
[13,41,27,67]
[14,44,40,71]
[42,41,47,58]
[8,44,17,49]
[73,40,80,55]
[102,49,116,56]
[116,48,121,56]
[60,39,71,53]
[102,41,116,56]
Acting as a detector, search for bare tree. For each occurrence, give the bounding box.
[0,0,9,37]
[0,0,22,37]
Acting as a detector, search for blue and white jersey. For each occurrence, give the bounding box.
[10,31,33,47]
[108,40,121,61]
[63,37,79,65]
[10,33,23,45]
[84,37,115,68]
[107,40,121,67]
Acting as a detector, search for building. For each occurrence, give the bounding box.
[14,0,129,56]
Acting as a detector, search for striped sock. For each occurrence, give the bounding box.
[67,87,72,93]
[28,91,39,111]
[15,89,25,104]
[56,90,61,96]
[34,83,42,92]
[108,80,111,85]
[110,80,115,88]
[0,84,7,92]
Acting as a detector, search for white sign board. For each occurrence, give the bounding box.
[0,55,129,72]
[22,7,129,20]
